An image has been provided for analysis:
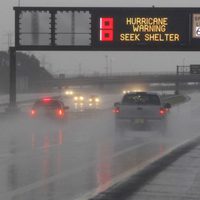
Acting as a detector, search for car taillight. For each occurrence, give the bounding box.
[42,98,52,103]
[113,107,120,113]
[56,109,64,117]
[31,109,36,116]
[160,108,166,116]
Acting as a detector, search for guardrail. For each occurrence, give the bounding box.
[0,93,61,108]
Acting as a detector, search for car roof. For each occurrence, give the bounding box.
[125,92,159,96]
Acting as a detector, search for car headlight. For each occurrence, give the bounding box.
[74,96,78,101]
[79,96,84,101]
[95,98,100,102]
[65,90,74,95]
[65,91,69,95]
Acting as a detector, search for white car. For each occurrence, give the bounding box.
[113,92,171,132]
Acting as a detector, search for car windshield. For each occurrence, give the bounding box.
[122,93,160,105]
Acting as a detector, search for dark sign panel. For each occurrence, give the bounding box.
[93,9,189,50]
[14,7,200,51]
[190,65,200,74]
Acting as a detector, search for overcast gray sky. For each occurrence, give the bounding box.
[1,0,200,75]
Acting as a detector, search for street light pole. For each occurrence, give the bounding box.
[175,66,180,95]
[18,0,21,7]
[105,55,108,76]
[110,58,112,75]
[78,63,82,76]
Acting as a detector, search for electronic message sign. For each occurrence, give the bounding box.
[190,65,200,74]
[192,14,200,38]
[14,7,200,51]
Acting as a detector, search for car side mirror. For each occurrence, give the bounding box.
[114,102,120,107]
[164,103,171,109]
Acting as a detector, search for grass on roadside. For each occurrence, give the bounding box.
[162,95,188,106]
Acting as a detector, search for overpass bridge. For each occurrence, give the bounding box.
[35,72,200,88]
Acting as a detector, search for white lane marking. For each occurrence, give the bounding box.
[0,141,152,199]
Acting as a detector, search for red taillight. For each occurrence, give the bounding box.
[160,108,166,116]
[42,98,52,103]
[59,109,63,115]
[31,109,36,116]
[56,109,64,117]
[113,107,120,113]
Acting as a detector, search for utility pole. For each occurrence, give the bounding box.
[175,66,180,95]
[105,55,108,76]
[78,63,82,76]
[110,58,112,75]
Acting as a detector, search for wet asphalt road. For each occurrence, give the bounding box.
[0,93,199,200]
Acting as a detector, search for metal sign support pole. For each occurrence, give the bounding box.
[8,47,17,111]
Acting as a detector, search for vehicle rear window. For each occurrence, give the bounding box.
[33,100,61,110]
[122,93,160,105]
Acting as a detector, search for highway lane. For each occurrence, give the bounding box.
[0,92,199,200]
